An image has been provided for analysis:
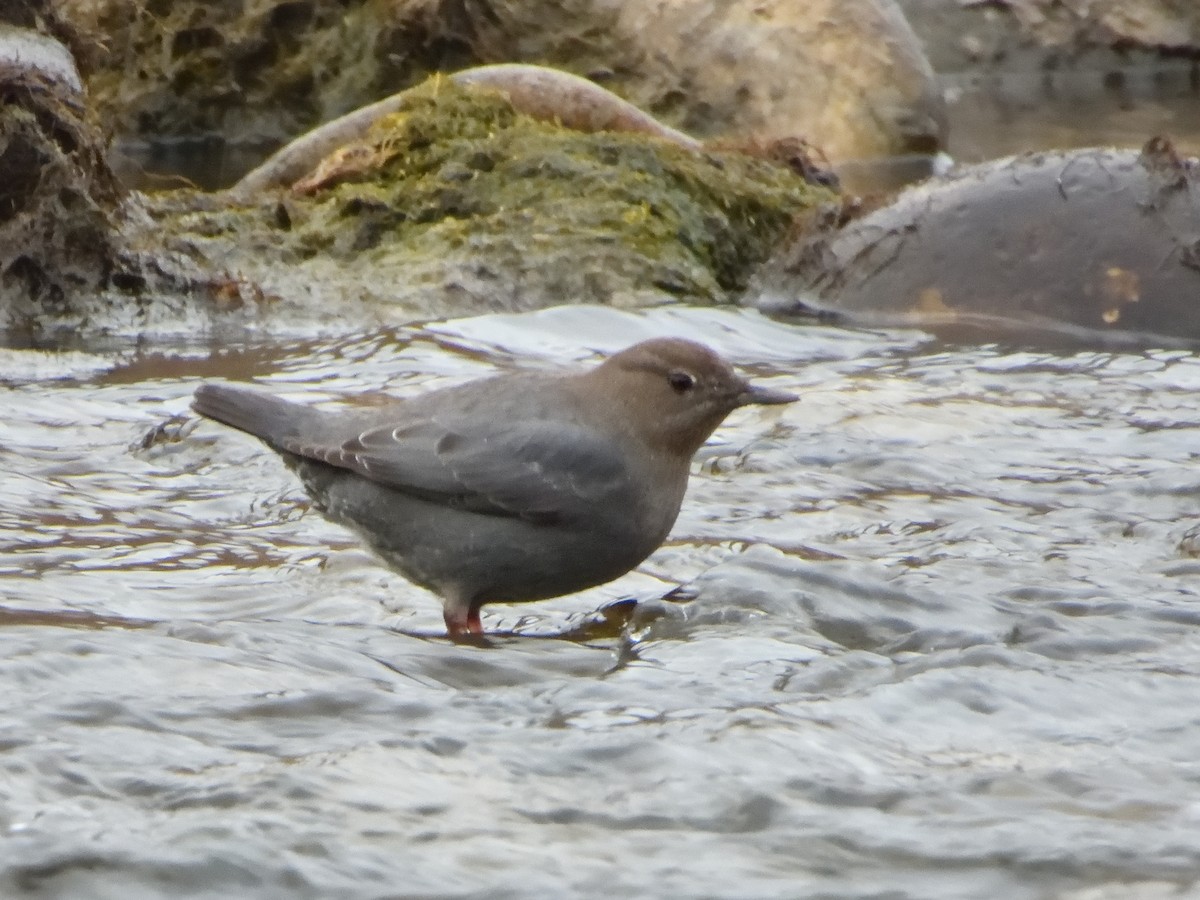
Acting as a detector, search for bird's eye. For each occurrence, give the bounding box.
[667,370,696,393]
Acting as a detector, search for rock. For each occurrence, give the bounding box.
[0,21,254,335]
[0,24,123,318]
[599,0,945,161]
[0,31,835,337]
[58,0,943,168]
[898,0,1200,72]
[230,64,705,199]
[142,79,834,328]
[749,138,1200,348]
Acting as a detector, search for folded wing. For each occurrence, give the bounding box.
[282,416,630,523]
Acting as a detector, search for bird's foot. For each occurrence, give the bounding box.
[444,606,490,644]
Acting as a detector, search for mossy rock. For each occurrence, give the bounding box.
[142,81,834,326]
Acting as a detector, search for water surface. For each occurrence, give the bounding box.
[3,305,1199,898]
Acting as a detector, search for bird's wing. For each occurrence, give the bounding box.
[281,416,630,522]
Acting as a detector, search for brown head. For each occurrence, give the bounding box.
[575,337,796,458]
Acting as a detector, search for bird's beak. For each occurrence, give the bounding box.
[737,381,798,406]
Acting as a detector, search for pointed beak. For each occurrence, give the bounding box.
[736,381,798,407]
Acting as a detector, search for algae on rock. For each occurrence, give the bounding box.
[144,81,835,326]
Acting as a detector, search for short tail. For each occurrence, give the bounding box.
[192,383,327,447]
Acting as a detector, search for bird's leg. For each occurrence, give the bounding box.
[443,608,469,637]
[443,599,485,638]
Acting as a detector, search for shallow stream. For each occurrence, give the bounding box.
[4,304,1200,898]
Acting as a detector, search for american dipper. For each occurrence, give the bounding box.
[192,338,795,637]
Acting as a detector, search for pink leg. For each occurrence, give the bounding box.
[444,602,484,638]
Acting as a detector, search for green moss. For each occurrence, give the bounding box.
[146,78,834,320]
[288,80,833,303]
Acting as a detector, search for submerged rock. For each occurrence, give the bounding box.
[751,138,1200,348]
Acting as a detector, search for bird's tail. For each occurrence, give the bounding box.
[192,383,329,448]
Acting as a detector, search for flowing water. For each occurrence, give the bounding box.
[3,304,1200,898]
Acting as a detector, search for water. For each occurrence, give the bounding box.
[3,304,1200,898]
[839,64,1200,195]
[944,63,1200,164]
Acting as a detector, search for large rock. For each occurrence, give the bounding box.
[750,138,1200,348]
[58,0,943,166]
[0,58,835,336]
[604,0,945,160]
[140,79,835,327]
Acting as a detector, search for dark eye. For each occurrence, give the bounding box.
[667,370,695,393]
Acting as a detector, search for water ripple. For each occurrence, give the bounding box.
[3,307,1200,898]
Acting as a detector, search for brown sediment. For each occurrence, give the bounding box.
[0,606,156,631]
[230,64,704,199]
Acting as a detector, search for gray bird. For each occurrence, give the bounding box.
[192,338,795,637]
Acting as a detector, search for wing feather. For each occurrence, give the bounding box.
[279,416,628,522]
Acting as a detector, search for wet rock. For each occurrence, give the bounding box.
[0,22,255,336]
[58,0,943,168]
[749,138,1200,348]
[0,29,834,338]
[139,79,834,328]
[0,24,122,324]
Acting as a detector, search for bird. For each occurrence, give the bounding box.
[192,337,796,638]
